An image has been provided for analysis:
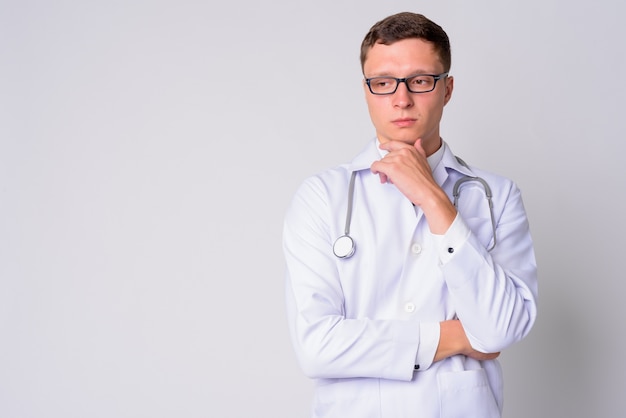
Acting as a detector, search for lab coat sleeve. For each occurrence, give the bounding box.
[283,176,438,381]
[439,181,538,353]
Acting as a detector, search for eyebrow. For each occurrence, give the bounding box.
[365,70,440,78]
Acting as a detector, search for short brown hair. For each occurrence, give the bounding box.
[360,12,451,73]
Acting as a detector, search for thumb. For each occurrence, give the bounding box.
[413,138,426,157]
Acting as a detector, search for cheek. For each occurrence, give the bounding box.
[365,98,387,121]
[422,96,446,118]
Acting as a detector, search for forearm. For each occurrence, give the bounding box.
[444,245,537,353]
[439,194,538,352]
[286,283,436,381]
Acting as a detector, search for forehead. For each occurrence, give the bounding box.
[363,38,443,76]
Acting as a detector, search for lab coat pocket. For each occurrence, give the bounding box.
[437,369,500,418]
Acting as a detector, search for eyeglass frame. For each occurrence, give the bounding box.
[364,72,449,95]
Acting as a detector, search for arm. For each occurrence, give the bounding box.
[440,185,538,352]
[371,139,538,353]
[283,176,440,381]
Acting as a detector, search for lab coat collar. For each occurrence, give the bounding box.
[436,142,475,179]
[348,138,383,172]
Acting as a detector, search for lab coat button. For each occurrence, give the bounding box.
[404,302,416,313]
[411,243,422,254]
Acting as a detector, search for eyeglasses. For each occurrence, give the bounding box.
[365,73,449,95]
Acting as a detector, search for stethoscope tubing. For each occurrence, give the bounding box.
[333,163,497,258]
[452,175,497,251]
[332,171,358,258]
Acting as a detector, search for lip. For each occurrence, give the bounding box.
[392,118,417,127]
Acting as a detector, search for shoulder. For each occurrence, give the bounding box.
[291,165,351,208]
[292,139,377,201]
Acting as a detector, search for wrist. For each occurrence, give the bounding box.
[422,191,457,235]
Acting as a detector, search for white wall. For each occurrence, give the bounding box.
[1,0,624,417]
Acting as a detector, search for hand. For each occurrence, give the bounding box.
[434,320,500,362]
[370,138,433,204]
[370,139,457,234]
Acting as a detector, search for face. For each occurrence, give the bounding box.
[362,38,453,155]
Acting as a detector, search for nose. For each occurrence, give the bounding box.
[392,81,414,108]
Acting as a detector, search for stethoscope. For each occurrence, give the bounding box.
[332,159,497,259]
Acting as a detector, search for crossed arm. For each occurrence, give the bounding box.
[371,138,500,362]
[285,138,535,379]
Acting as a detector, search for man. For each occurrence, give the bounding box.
[283,12,537,418]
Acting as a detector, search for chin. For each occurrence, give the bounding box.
[378,129,421,144]
[394,133,421,144]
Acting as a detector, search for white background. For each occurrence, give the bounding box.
[1,0,625,417]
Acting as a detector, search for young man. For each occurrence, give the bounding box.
[283,12,537,418]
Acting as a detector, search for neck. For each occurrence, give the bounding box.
[422,137,443,156]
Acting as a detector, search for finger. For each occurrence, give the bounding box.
[413,138,427,157]
[379,139,413,153]
[371,162,391,184]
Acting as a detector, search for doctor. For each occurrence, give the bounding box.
[283,12,538,418]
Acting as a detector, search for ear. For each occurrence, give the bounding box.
[362,78,370,95]
[443,75,454,105]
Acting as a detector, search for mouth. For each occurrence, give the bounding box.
[392,118,417,128]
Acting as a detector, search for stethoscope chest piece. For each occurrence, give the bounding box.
[333,235,355,259]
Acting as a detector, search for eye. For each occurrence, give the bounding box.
[367,77,399,94]
[409,76,431,86]
[373,78,393,88]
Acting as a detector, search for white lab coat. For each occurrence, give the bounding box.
[283,139,538,418]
